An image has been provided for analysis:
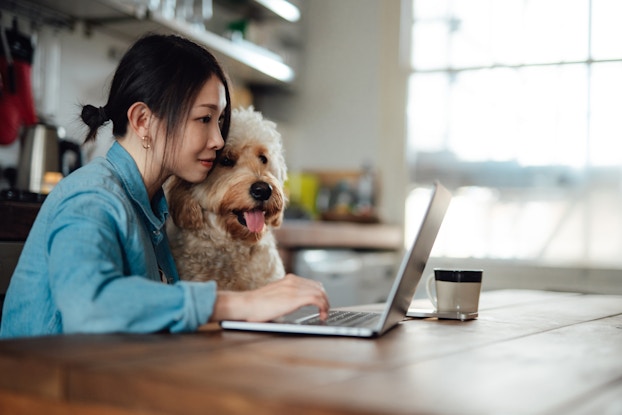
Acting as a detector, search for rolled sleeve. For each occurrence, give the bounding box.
[172,281,218,332]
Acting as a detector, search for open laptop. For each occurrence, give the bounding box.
[220,181,452,338]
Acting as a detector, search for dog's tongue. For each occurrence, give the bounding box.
[244,210,265,233]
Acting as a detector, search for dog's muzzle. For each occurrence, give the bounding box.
[250,181,272,201]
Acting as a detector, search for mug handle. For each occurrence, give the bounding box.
[425,273,437,310]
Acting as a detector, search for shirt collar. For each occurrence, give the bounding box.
[106,142,169,230]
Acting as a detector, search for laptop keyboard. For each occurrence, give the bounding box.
[302,310,379,327]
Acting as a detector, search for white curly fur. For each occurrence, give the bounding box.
[165,106,287,290]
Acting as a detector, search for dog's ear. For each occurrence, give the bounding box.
[166,178,205,230]
[270,210,284,228]
[269,190,287,228]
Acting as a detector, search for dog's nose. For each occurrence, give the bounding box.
[250,181,272,201]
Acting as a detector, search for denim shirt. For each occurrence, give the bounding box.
[0,142,216,338]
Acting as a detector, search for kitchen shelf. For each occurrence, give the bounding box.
[148,8,294,84]
[252,0,300,22]
[3,0,297,85]
[214,0,300,23]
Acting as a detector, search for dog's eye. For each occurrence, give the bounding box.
[258,155,268,164]
[220,156,235,167]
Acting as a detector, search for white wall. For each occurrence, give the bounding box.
[286,0,382,170]
[286,0,408,225]
[45,23,128,160]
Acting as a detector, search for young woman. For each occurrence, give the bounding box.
[0,34,328,338]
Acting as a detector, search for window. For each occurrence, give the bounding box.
[406,0,622,267]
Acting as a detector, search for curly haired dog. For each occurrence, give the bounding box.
[165,106,287,290]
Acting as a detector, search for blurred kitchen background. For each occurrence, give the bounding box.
[1,0,621,309]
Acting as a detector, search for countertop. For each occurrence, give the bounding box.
[275,219,403,250]
[274,220,403,272]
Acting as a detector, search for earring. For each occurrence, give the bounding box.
[141,136,151,149]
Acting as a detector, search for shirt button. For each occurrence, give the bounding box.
[153,230,161,236]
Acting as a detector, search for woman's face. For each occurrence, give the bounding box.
[168,76,227,183]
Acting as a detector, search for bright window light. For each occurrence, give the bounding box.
[406,0,622,267]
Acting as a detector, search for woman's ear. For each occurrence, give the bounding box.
[126,102,152,139]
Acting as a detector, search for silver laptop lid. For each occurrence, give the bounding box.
[375,181,451,334]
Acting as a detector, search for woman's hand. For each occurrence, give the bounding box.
[210,274,329,322]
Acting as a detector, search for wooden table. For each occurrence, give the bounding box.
[0,289,621,415]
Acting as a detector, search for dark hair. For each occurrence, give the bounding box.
[81,33,232,151]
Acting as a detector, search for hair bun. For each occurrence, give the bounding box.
[81,104,110,143]
[81,104,110,128]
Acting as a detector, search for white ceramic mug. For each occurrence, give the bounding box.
[426,269,483,314]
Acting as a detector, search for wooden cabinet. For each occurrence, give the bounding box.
[0,201,40,242]
[0,201,38,320]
